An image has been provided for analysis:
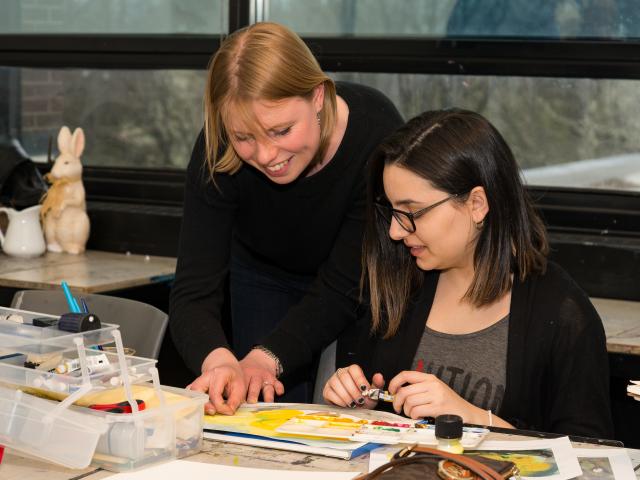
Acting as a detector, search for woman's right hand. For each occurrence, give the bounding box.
[187,347,246,415]
[322,364,385,409]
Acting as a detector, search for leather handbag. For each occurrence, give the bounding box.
[355,445,520,480]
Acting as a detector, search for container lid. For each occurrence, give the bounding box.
[435,414,463,439]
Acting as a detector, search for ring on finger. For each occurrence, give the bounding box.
[263,380,272,387]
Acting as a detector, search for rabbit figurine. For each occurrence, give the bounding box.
[40,126,90,254]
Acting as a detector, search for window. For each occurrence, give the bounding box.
[2,67,204,168]
[261,0,640,38]
[1,0,226,35]
[332,72,640,192]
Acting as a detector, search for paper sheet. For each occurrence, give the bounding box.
[107,459,358,480]
[572,448,636,480]
[472,437,582,480]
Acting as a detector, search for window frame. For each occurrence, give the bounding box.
[1,1,639,291]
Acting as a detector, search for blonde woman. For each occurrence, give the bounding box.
[169,22,403,415]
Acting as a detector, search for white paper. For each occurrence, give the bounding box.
[471,436,582,480]
[625,448,640,471]
[572,448,636,480]
[108,459,359,480]
[368,445,402,472]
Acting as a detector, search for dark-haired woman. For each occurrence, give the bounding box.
[323,109,613,439]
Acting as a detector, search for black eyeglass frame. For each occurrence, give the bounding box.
[375,194,460,233]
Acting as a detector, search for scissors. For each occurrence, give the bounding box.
[89,399,145,413]
[362,388,395,402]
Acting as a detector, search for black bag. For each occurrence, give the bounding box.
[0,139,48,209]
[355,445,519,480]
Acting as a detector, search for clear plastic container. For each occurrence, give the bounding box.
[85,384,207,471]
[0,308,208,472]
[0,385,108,469]
[0,306,118,354]
[0,348,157,394]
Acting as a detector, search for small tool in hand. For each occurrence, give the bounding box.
[363,388,395,402]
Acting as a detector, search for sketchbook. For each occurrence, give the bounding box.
[204,430,377,459]
[204,402,489,458]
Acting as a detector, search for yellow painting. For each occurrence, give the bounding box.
[204,405,369,443]
[468,449,559,477]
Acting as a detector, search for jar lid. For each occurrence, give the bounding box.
[435,414,463,439]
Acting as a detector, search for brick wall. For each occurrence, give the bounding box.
[19,0,66,156]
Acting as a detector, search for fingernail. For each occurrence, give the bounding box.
[349,401,356,408]
[357,397,365,405]
[360,385,367,391]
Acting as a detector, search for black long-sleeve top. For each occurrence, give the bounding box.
[338,262,614,439]
[169,82,404,377]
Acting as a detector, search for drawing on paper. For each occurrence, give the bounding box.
[205,404,488,447]
[577,457,614,480]
[468,449,559,477]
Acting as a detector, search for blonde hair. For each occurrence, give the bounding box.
[203,22,337,178]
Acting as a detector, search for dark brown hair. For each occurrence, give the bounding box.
[363,109,549,337]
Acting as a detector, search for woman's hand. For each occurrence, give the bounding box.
[323,364,385,409]
[187,347,246,416]
[239,349,285,403]
[388,371,488,423]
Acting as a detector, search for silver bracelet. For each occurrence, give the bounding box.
[252,345,283,378]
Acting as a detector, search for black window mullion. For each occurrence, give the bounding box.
[228,0,252,33]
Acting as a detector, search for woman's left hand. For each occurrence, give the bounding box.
[388,371,485,423]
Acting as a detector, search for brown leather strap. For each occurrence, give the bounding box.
[404,446,504,480]
[355,445,507,480]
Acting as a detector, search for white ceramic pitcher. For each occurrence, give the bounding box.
[0,205,46,257]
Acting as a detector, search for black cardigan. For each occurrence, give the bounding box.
[337,262,614,439]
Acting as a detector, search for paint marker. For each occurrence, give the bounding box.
[61,281,81,313]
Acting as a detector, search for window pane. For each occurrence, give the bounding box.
[262,0,640,38]
[1,67,204,169]
[1,0,226,34]
[332,73,640,192]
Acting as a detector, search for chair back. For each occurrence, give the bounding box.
[313,339,337,404]
[11,290,168,359]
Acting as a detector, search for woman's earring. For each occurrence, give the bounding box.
[316,112,321,125]
[475,219,485,230]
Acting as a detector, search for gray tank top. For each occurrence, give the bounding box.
[411,315,509,413]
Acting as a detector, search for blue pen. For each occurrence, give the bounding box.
[61,281,81,313]
[80,298,89,313]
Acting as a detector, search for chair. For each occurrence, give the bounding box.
[312,339,337,404]
[11,290,168,359]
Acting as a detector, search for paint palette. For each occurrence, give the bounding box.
[275,413,490,447]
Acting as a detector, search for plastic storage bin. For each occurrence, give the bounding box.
[0,306,118,354]
[0,385,108,468]
[87,384,207,471]
[0,308,208,472]
[0,348,157,394]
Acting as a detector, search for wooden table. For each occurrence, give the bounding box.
[2,433,639,480]
[0,252,636,354]
[0,250,176,293]
[592,297,640,356]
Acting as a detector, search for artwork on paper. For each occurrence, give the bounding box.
[577,457,613,479]
[573,448,636,480]
[204,402,488,447]
[472,437,582,480]
[466,449,559,477]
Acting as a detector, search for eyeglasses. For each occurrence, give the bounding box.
[375,194,459,233]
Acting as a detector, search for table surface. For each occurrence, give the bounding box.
[0,250,176,293]
[592,297,640,356]
[0,253,637,354]
[2,433,639,480]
